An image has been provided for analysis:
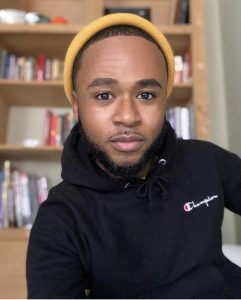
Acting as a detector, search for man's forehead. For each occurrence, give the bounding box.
[80,35,166,62]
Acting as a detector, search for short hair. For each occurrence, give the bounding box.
[72,25,167,90]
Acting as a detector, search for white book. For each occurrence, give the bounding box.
[174,106,182,138]
[180,107,190,139]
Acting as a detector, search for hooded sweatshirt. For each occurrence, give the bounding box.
[26,120,241,299]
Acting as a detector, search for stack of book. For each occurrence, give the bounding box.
[0,48,63,81]
[174,50,192,84]
[166,105,195,139]
[0,161,48,228]
[44,110,75,146]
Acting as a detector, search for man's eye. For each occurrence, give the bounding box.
[137,92,155,100]
[96,92,114,101]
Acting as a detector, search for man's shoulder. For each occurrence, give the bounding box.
[43,180,87,209]
[176,138,241,164]
[176,138,222,154]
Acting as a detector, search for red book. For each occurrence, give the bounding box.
[37,54,45,81]
[44,111,53,145]
[49,114,57,146]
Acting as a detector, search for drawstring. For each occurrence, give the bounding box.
[136,175,171,207]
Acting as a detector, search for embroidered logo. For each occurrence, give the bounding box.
[184,195,218,212]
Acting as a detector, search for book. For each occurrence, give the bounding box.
[37,54,45,81]
[0,170,4,227]
[44,111,74,146]
[28,175,40,223]
[0,49,64,81]
[166,105,193,139]
[1,164,48,228]
[180,107,190,139]
[180,0,189,24]
[0,48,8,78]
[36,176,48,204]
[183,49,192,83]
[174,55,184,83]
[175,0,189,24]
[49,114,58,146]
[44,110,53,145]
[20,172,32,228]
[1,160,11,228]
[104,7,151,20]
[11,170,23,227]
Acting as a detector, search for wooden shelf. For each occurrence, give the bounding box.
[0,24,85,34]
[0,23,191,34]
[168,83,192,105]
[0,228,30,241]
[0,24,191,56]
[0,79,68,107]
[0,144,63,161]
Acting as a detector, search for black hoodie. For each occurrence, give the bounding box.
[27,121,241,299]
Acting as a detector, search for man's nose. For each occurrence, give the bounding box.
[112,96,141,127]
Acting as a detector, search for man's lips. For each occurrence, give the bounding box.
[109,135,145,152]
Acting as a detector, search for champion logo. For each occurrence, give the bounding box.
[184,195,218,212]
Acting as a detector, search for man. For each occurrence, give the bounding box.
[26,13,241,298]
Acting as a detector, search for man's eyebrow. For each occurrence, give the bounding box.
[87,78,118,89]
[136,79,163,89]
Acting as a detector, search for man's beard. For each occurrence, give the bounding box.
[78,121,166,180]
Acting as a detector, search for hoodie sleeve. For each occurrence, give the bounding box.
[216,146,241,215]
[26,192,90,299]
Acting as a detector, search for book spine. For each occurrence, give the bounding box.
[174,55,184,83]
[3,53,10,79]
[44,110,53,145]
[49,114,57,146]
[37,54,46,81]
[44,58,52,80]
[12,170,23,227]
[55,115,62,146]
[0,170,4,228]
[20,172,32,228]
[36,176,48,204]
[180,107,190,139]
[25,56,34,81]
[183,49,192,83]
[2,160,11,228]
[0,48,8,78]
[174,107,182,138]
[28,175,40,223]
[180,0,189,24]
[51,58,60,80]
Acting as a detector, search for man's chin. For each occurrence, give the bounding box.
[109,156,141,168]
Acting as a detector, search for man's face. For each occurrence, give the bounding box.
[72,35,167,169]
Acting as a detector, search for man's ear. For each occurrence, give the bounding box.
[72,91,79,122]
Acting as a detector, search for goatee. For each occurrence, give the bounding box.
[78,121,166,180]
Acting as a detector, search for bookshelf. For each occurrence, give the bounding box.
[0,0,209,297]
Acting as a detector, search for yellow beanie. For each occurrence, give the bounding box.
[64,13,175,103]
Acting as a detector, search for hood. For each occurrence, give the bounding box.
[61,120,177,197]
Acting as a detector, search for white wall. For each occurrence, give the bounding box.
[218,0,241,244]
[204,0,241,244]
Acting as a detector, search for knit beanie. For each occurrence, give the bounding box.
[64,13,175,103]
